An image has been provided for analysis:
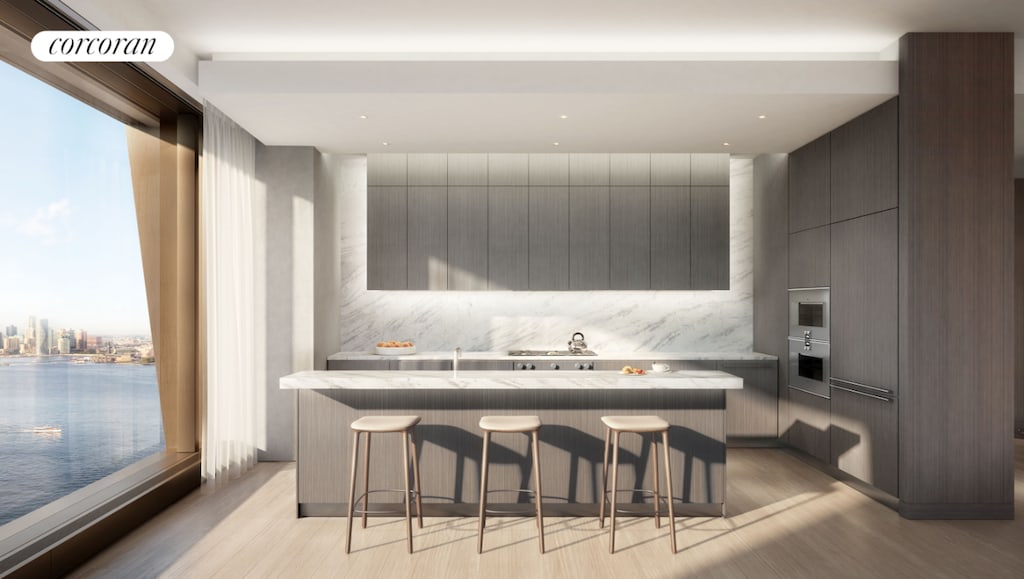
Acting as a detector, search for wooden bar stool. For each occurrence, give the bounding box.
[345,415,423,554]
[477,415,545,554]
[599,415,677,554]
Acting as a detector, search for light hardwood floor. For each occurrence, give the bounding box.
[69,441,1024,578]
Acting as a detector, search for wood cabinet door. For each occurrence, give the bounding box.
[784,387,830,462]
[720,360,778,439]
[569,186,610,289]
[691,186,730,289]
[830,98,898,223]
[789,134,830,233]
[830,209,898,392]
[650,186,691,289]
[366,186,407,289]
[529,186,570,289]
[488,186,529,290]
[447,186,488,290]
[829,386,898,496]
[788,225,830,289]
[609,186,651,289]
[407,186,447,290]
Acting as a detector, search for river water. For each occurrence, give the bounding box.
[0,357,163,526]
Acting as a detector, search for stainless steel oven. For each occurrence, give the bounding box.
[788,337,830,398]
[789,287,830,343]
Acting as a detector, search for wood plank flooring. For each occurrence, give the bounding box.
[68,441,1024,578]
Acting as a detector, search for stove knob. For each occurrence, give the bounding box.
[517,363,526,370]
[585,363,594,370]
[575,363,583,370]
[527,363,535,370]
[550,363,559,370]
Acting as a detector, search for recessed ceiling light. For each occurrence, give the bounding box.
[722,142,731,146]
[359,114,368,119]
[382,141,390,146]
[559,114,568,119]
[552,141,560,147]
[757,114,767,119]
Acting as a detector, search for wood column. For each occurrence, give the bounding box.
[127,114,199,453]
[898,33,1014,519]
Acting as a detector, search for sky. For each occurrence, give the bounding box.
[0,61,150,336]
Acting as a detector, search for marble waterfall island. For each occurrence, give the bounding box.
[282,369,741,517]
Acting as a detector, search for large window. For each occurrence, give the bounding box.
[0,60,163,527]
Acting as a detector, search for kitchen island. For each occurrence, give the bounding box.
[281,370,741,517]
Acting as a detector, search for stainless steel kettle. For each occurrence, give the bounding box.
[568,332,587,354]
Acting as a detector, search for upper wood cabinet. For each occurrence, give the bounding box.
[830,209,898,392]
[830,98,898,223]
[788,135,830,233]
[366,153,729,290]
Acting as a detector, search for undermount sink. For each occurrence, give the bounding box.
[507,349,598,356]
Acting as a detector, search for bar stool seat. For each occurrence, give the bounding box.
[479,415,542,432]
[599,415,677,554]
[352,415,421,432]
[477,415,545,554]
[346,415,423,554]
[600,415,669,433]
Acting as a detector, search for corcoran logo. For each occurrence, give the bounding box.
[31,31,174,62]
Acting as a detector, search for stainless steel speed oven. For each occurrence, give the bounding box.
[789,287,830,343]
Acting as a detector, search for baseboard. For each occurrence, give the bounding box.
[898,502,1015,520]
[1,451,200,579]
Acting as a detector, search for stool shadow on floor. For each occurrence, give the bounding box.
[415,424,536,505]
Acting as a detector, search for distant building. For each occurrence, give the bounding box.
[57,335,71,355]
[2,336,18,353]
[73,329,87,352]
[4,325,15,337]
[87,336,103,351]
[25,316,35,344]
[35,318,48,355]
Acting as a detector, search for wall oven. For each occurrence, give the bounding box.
[788,288,830,399]
[789,336,830,398]
[789,287,829,343]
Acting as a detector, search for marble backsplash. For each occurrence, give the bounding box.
[328,156,753,353]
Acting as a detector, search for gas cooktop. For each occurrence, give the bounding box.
[507,350,598,356]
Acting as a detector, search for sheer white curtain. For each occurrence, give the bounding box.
[201,102,260,487]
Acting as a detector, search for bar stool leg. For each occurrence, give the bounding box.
[401,431,414,553]
[409,429,423,529]
[651,434,661,529]
[531,430,545,554]
[599,427,610,528]
[361,433,371,528]
[608,430,621,554]
[345,431,361,554]
[477,431,491,553]
[662,430,677,554]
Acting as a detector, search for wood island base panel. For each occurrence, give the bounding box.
[282,370,740,517]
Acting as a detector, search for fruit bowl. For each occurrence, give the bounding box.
[375,341,416,356]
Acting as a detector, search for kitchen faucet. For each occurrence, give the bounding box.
[453,347,462,378]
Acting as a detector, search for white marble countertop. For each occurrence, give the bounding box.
[327,350,776,361]
[280,370,744,390]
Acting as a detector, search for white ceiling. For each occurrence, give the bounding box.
[60,0,1024,161]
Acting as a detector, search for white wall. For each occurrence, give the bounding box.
[316,155,753,355]
[255,144,315,460]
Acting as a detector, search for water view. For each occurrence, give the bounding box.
[0,358,163,526]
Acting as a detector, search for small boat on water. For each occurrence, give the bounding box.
[32,426,62,433]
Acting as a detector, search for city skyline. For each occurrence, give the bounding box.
[0,61,151,335]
